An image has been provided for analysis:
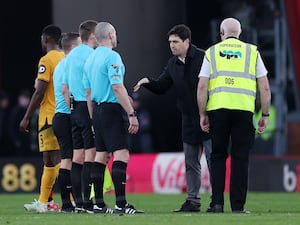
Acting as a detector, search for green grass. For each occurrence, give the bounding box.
[0,192,299,225]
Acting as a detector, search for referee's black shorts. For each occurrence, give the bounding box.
[71,101,95,150]
[53,112,73,159]
[92,102,129,152]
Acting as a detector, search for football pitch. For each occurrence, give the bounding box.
[0,192,299,225]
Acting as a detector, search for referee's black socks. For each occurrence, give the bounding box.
[71,162,83,207]
[112,161,127,208]
[58,168,73,207]
[82,161,93,204]
[91,162,106,206]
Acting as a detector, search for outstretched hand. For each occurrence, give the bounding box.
[133,77,150,92]
[133,83,141,92]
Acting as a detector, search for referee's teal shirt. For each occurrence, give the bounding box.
[53,58,70,114]
[63,43,94,101]
[83,46,125,103]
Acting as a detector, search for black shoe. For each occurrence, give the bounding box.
[114,203,144,214]
[60,207,75,213]
[74,206,85,213]
[93,204,114,214]
[206,204,224,213]
[83,202,94,214]
[173,200,200,212]
[60,203,75,213]
[232,209,250,214]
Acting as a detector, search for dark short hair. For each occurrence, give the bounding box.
[167,24,191,42]
[59,32,80,51]
[42,25,62,44]
[79,20,98,42]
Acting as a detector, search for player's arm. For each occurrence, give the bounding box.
[62,84,71,109]
[19,79,48,132]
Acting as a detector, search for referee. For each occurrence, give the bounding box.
[53,32,81,212]
[197,17,271,213]
[62,20,98,213]
[83,22,144,214]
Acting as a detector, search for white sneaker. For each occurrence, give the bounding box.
[24,199,48,213]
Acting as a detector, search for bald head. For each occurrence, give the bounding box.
[95,22,115,42]
[94,22,118,48]
[220,18,242,39]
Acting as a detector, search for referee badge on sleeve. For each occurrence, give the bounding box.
[111,64,120,73]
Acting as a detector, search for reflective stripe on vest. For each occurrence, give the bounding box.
[206,39,257,112]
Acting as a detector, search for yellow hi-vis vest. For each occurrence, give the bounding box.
[205,38,258,113]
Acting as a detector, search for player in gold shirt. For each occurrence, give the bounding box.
[19,25,64,213]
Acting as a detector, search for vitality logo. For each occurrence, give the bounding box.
[220,50,242,59]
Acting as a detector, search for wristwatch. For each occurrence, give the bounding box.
[262,113,270,117]
[129,110,137,117]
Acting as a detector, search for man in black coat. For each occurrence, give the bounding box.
[134,24,211,212]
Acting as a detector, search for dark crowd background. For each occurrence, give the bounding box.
[0,0,284,156]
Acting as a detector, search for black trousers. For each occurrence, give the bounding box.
[208,109,255,211]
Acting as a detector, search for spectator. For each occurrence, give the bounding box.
[8,89,31,156]
[0,90,10,155]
